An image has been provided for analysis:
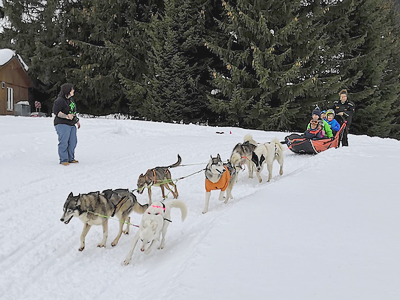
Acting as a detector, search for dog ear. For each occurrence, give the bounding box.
[68,192,73,198]
[217,153,221,160]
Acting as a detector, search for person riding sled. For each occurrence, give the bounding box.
[306,108,333,139]
[304,120,325,140]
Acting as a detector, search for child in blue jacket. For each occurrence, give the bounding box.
[326,109,340,134]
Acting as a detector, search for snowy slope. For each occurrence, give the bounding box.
[0,116,399,300]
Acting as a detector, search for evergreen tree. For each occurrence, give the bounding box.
[207,0,334,131]
[323,0,400,137]
[136,0,213,123]
[66,0,154,115]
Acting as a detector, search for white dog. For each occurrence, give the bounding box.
[251,138,284,183]
[124,200,187,265]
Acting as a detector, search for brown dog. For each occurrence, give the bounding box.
[137,155,181,204]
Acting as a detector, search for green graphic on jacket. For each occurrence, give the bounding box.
[69,101,76,114]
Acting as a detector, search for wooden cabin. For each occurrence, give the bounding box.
[0,49,33,115]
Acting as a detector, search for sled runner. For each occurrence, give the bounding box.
[284,122,347,154]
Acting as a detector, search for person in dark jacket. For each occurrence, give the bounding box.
[304,120,325,140]
[330,89,355,146]
[53,83,81,165]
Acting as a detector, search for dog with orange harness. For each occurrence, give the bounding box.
[203,153,241,214]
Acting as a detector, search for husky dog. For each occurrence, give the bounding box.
[231,134,258,178]
[251,138,284,183]
[60,189,147,251]
[101,189,148,246]
[137,154,182,204]
[203,153,242,214]
[123,200,187,265]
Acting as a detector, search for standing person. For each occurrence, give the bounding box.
[53,83,81,166]
[331,89,355,146]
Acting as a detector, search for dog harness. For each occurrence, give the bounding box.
[205,166,231,192]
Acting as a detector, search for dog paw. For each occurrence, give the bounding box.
[97,244,106,248]
[202,210,208,214]
[78,247,85,251]
[111,242,117,247]
[123,259,130,266]
[123,230,129,235]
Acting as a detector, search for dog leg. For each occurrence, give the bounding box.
[148,187,152,205]
[124,231,140,265]
[203,192,211,214]
[160,185,166,199]
[98,220,108,248]
[111,217,125,247]
[256,171,262,183]
[165,182,178,199]
[159,222,170,250]
[218,190,226,201]
[79,223,91,251]
[278,157,284,176]
[267,163,273,182]
[248,161,254,178]
[123,216,130,235]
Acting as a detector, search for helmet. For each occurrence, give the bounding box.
[326,109,335,117]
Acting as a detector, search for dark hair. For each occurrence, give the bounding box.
[60,83,74,97]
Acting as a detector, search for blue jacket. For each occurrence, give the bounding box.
[326,119,340,132]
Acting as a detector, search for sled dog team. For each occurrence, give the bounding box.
[60,134,284,265]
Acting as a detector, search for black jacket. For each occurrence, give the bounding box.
[53,92,78,126]
[330,100,355,124]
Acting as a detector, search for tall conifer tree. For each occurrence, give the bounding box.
[136,0,212,123]
[207,0,332,130]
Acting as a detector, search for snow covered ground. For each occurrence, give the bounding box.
[0,115,399,300]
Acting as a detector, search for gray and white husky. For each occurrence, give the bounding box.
[124,200,187,265]
[60,189,148,251]
[231,134,258,178]
[251,138,284,183]
[203,153,242,214]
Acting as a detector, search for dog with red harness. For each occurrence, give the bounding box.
[203,153,241,214]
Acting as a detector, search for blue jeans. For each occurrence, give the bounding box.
[55,124,77,163]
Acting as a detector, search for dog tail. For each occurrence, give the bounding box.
[244,134,257,146]
[230,152,241,168]
[167,154,182,168]
[271,138,285,155]
[169,200,187,222]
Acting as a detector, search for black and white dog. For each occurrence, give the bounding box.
[251,138,284,183]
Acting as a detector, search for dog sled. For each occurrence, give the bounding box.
[284,122,347,154]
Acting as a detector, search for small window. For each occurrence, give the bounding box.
[1,82,5,89]
[7,87,14,111]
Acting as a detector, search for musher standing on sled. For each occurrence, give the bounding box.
[331,89,355,147]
